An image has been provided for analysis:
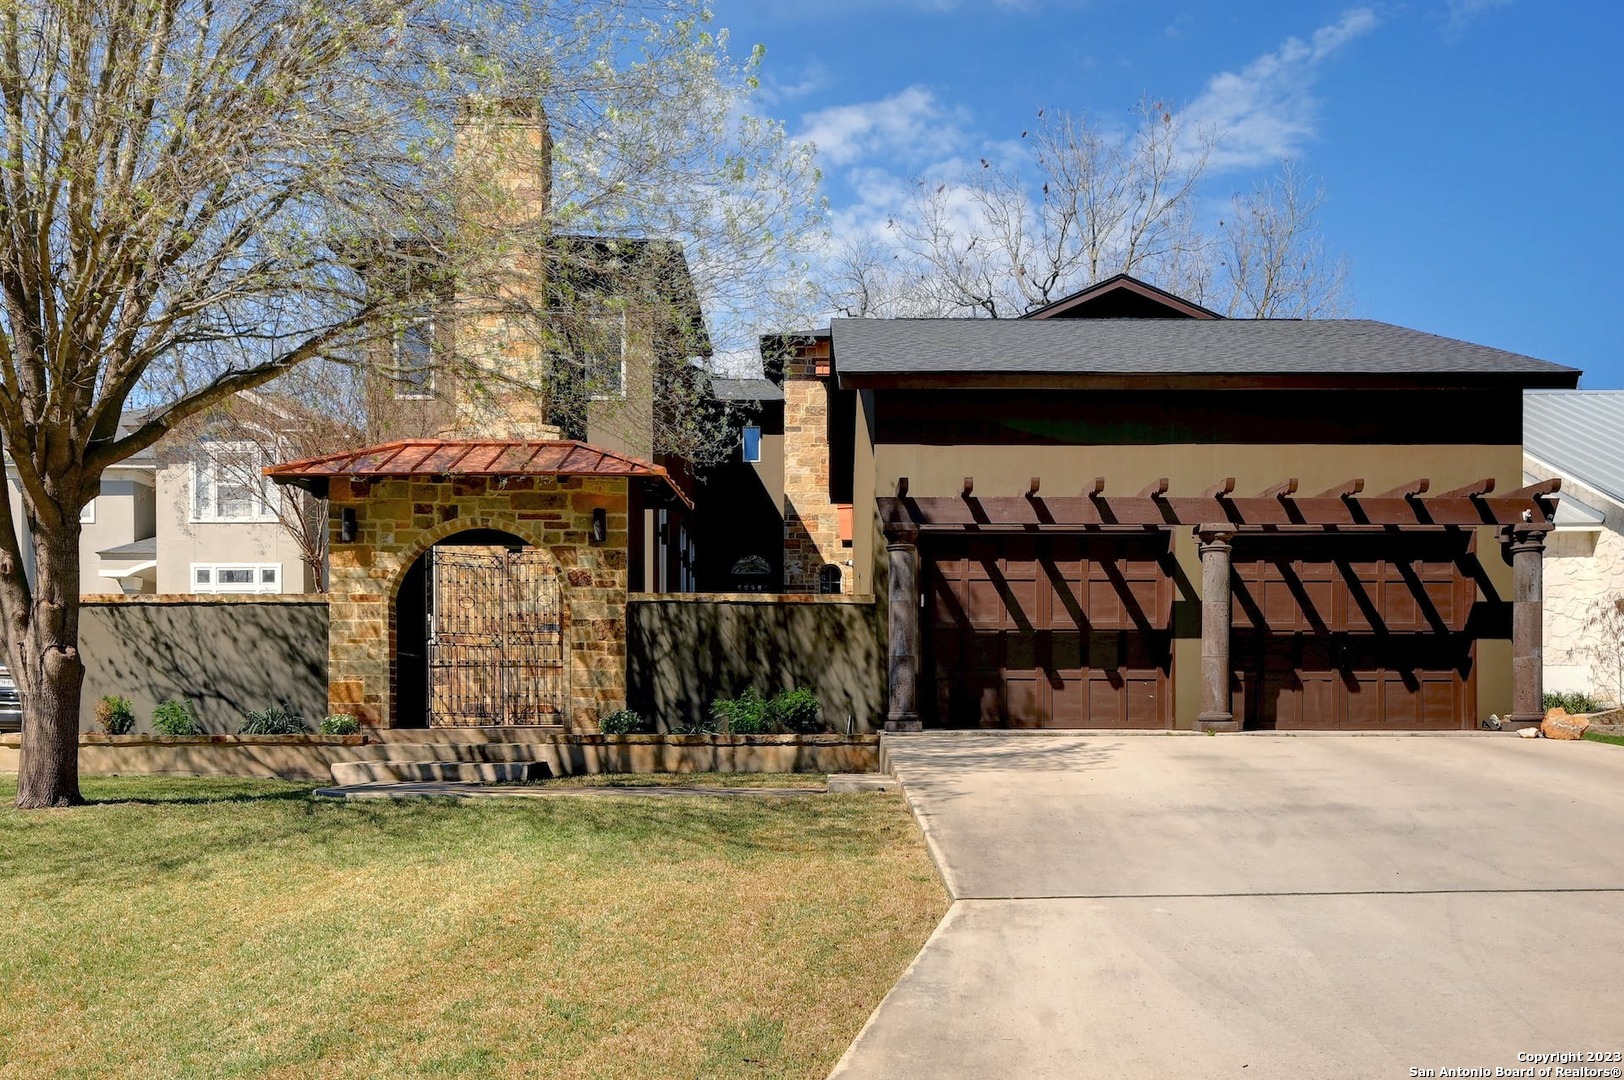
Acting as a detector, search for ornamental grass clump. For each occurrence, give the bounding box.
[238,705,308,736]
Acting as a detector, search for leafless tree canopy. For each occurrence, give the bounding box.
[815,101,1348,320]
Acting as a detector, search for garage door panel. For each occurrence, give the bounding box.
[927,536,1172,729]
[1233,535,1477,731]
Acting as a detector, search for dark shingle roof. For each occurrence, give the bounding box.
[711,378,784,402]
[97,536,157,557]
[1525,391,1624,507]
[830,318,1579,382]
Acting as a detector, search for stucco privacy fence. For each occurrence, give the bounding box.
[0,591,886,779]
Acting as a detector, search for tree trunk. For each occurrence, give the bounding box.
[13,526,86,809]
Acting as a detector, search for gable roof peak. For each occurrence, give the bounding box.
[1021,273,1224,321]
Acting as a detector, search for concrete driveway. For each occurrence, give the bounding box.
[832,733,1624,1079]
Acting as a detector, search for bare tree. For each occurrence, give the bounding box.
[1216,161,1350,318]
[1574,594,1624,708]
[815,101,1346,320]
[0,0,819,808]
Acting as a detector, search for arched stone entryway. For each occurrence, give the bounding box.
[393,528,565,728]
[265,439,691,732]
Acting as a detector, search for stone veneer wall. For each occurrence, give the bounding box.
[325,473,629,730]
[1526,466,1624,703]
[781,341,850,594]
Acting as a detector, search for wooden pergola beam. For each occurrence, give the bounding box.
[1138,477,1169,498]
[877,489,1558,531]
[1315,477,1365,499]
[1257,477,1299,499]
[1435,477,1494,499]
[1204,477,1236,499]
[1374,478,1430,499]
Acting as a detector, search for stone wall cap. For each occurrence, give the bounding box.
[628,592,877,606]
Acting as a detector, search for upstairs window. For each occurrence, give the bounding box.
[742,425,762,463]
[394,318,436,398]
[583,314,626,400]
[192,441,275,523]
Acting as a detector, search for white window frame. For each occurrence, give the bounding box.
[585,311,627,401]
[80,498,95,524]
[192,563,282,594]
[191,440,277,524]
[393,317,437,399]
[741,425,762,464]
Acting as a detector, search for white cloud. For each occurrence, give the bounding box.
[1181,8,1380,171]
[795,86,969,168]
[1445,0,1514,35]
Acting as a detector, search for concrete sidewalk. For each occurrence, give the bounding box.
[832,733,1624,1079]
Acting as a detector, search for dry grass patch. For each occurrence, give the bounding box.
[0,776,945,1079]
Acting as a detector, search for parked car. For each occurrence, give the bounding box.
[0,665,21,732]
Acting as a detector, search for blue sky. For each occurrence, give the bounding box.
[712,1,1623,386]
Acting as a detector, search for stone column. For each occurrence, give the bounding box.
[1196,528,1240,732]
[1507,527,1548,726]
[885,522,922,732]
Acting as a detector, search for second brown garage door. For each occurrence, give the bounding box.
[1230,534,1479,730]
[925,535,1174,728]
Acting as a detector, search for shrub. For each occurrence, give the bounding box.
[710,687,771,734]
[319,714,362,736]
[599,709,652,735]
[1544,690,1606,714]
[768,688,823,734]
[239,704,308,736]
[93,695,136,736]
[672,716,719,735]
[151,698,200,736]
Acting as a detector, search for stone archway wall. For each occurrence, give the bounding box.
[325,473,629,731]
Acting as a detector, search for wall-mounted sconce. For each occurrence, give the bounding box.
[340,507,358,543]
[590,507,607,544]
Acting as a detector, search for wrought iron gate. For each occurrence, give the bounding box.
[428,546,564,726]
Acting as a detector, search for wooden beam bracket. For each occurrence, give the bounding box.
[1203,477,1236,499]
[1258,477,1300,500]
[1436,478,1495,500]
[1138,477,1169,499]
[1315,478,1365,499]
[1374,478,1430,500]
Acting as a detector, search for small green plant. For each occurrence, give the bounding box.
[1543,690,1605,714]
[768,688,823,734]
[710,687,771,734]
[671,716,720,735]
[93,695,136,735]
[151,698,200,736]
[239,704,308,735]
[600,709,652,735]
[319,714,362,735]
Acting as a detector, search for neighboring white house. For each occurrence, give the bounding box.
[1523,390,1624,704]
[5,415,316,596]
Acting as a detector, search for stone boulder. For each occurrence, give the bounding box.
[1540,707,1590,741]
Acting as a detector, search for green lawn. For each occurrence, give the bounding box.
[0,776,946,1079]
[1583,729,1624,747]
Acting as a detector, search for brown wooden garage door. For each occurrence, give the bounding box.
[925,535,1173,728]
[1230,534,1478,730]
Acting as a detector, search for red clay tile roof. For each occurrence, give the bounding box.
[265,440,691,506]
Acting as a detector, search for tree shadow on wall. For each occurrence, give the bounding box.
[78,603,329,734]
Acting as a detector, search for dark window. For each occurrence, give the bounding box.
[818,564,842,595]
[395,319,435,397]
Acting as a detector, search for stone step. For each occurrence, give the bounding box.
[366,726,568,745]
[340,743,561,764]
[328,759,550,785]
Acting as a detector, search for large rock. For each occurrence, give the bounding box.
[1540,707,1590,741]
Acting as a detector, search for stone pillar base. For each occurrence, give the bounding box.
[1504,713,1545,729]
[1197,712,1242,733]
[884,719,923,733]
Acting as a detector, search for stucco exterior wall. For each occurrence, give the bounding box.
[76,595,329,732]
[1521,460,1624,703]
[865,440,1523,725]
[325,474,629,731]
[155,462,316,594]
[627,593,884,731]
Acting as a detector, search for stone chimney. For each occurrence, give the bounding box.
[454,96,554,228]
